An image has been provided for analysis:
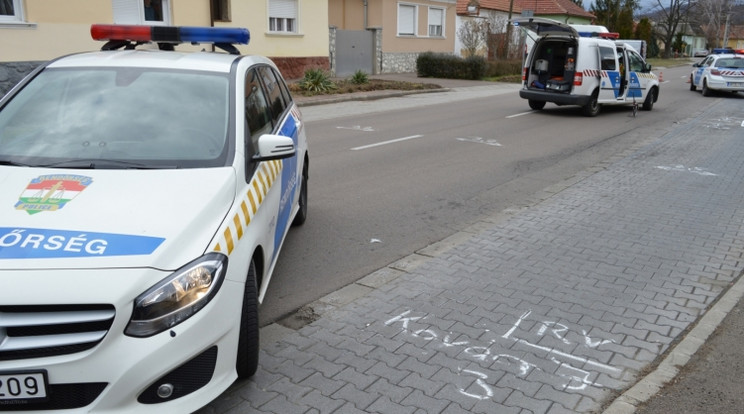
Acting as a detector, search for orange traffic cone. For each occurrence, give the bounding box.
[659,71,663,82]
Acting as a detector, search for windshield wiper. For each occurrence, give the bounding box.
[0,159,33,167]
[38,159,179,169]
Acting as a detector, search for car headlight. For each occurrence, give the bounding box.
[125,252,227,338]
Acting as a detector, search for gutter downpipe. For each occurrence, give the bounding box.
[363,0,368,29]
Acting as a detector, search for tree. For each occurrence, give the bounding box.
[591,0,639,33]
[634,17,653,42]
[457,19,489,57]
[649,0,694,58]
[591,0,621,30]
[695,0,736,48]
[616,2,636,37]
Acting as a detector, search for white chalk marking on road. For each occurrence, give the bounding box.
[506,111,535,118]
[337,125,375,132]
[656,165,718,176]
[351,134,424,151]
[456,136,502,146]
[513,338,621,374]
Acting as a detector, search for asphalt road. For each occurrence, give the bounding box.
[259,64,706,327]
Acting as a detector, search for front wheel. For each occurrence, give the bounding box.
[528,100,546,110]
[236,259,259,379]
[292,161,308,226]
[582,92,600,117]
[689,75,697,91]
[642,88,656,111]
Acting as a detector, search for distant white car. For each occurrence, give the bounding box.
[0,24,308,413]
[693,48,709,57]
[690,53,744,96]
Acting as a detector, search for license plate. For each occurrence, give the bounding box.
[0,371,47,402]
[728,82,744,87]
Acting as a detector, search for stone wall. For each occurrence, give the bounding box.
[381,52,420,74]
[0,61,44,97]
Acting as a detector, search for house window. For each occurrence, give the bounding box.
[211,0,230,22]
[398,4,415,36]
[113,0,170,25]
[428,7,443,37]
[0,0,23,22]
[269,0,298,33]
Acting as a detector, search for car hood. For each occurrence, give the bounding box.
[0,167,235,271]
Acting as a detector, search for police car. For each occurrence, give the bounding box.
[513,17,659,117]
[0,24,308,412]
[690,53,744,96]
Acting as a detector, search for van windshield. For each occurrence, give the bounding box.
[0,67,231,169]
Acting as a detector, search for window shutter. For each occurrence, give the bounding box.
[112,0,140,24]
[269,0,297,19]
[428,8,442,26]
[398,5,414,35]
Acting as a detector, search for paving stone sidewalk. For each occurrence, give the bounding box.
[200,97,744,413]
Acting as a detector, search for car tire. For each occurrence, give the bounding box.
[582,92,600,117]
[292,161,308,226]
[528,100,546,110]
[236,259,259,379]
[689,75,696,91]
[642,87,656,111]
[702,79,712,97]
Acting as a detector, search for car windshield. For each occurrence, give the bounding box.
[0,67,230,169]
[715,58,744,69]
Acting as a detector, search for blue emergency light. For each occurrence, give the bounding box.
[91,24,250,54]
[577,31,619,39]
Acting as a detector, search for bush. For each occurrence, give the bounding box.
[485,59,523,78]
[298,68,337,94]
[349,70,369,85]
[416,52,487,80]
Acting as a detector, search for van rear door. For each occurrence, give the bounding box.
[510,17,579,38]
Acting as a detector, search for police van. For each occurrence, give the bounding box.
[0,25,308,412]
[512,17,659,117]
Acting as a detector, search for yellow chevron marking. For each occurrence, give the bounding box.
[223,227,235,255]
[240,200,251,225]
[233,214,243,239]
[212,159,285,255]
[247,191,257,215]
[252,180,263,204]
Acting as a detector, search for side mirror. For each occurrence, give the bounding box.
[253,134,296,161]
[645,63,652,72]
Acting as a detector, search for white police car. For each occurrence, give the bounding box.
[0,25,308,412]
[513,17,659,116]
[690,53,744,96]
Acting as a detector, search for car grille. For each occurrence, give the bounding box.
[0,305,115,361]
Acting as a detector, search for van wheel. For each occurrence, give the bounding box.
[582,92,600,117]
[528,100,546,110]
[702,79,712,97]
[236,259,259,379]
[642,88,656,111]
[689,75,696,91]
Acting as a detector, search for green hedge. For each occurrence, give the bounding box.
[416,52,487,80]
[485,59,522,78]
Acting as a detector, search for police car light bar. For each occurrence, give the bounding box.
[577,31,620,39]
[91,24,250,46]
